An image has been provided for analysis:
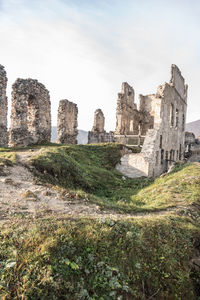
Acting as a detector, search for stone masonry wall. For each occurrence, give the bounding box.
[10,79,51,147]
[88,109,114,144]
[57,99,78,144]
[0,65,8,146]
[115,82,140,135]
[92,109,105,132]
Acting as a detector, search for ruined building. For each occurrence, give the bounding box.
[57,100,78,144]
[88,109,113,144]
[1,63,189,178]
[116,65,187,177]
[0,65,8,146]
[10,79,51,147]
[114,82,154,145]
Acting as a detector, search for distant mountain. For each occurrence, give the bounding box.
[186,120,200,138]
[51,126,88,144]
[77,130,88,144]
[51,126,58,142]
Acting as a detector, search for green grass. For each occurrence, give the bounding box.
[0,215,199,299]
[30,144,200,213]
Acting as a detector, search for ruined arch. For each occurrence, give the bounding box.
[9,79,51,147]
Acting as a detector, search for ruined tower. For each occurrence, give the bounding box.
[9,79,51,147]
[0,65,8,147]
[57,99,78,144]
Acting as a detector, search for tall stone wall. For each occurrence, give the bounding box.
[57,99,78,144]
[10,79,51,147]
[115,82,140,135]
[0,65,8,146]
[88,109,114,144]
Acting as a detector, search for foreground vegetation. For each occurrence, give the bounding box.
[0,214,200,299]
[0,143,200,299]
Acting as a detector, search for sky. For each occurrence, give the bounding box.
[0,0,199,131]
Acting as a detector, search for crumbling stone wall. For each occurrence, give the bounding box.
[88,109,114,144]
[115,82,140,135]
[57,100,78,144]
[114,83,158,142]
[0,65,8,146]
[185,132,200,161]
[116,65,187,177]
[10,79,51,147]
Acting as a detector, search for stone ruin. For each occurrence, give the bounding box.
[0,64,79,148]
[185,131,200,162]
[88,109,113,144]
[116,64,188,177]
[185,131,196,152]
[0,65,8,147]
[0,63,190,178]
[115,82,138,136]
[88,65,188,177]
[10,79,51,147]
[57,99,78,144]
[114,82,154,145]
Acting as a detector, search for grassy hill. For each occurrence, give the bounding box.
[30,144,199,213]
[0,143,200,299]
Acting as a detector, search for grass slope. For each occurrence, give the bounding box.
[30,144,200,213]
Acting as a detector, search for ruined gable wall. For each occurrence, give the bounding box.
[57,99,78,144]
[10,79,51,147]
[170,64,186,100]
[0,65,8,146]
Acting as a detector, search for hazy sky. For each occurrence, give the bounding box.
[0,0,199,130]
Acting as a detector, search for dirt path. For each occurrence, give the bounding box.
[0,150,177,223]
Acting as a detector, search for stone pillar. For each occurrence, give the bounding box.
[57,99,78,144]
[115,82,138,135]
[0,65,8,147]
[9,79,51,147]
[92,109,105,132]
[88,109,113,144]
